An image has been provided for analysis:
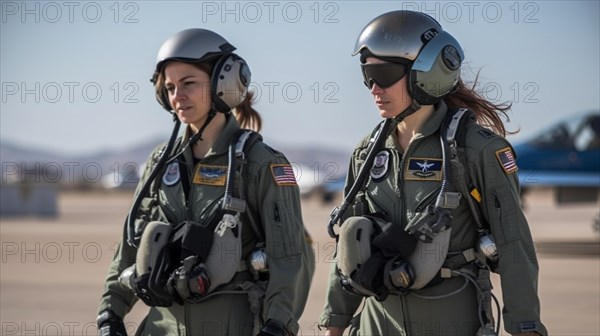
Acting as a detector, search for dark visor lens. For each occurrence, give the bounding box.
[361,63,408,89]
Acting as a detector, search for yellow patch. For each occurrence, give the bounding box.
[470,188,482,203]
[193,164,227,186]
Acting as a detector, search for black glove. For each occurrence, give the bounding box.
[257,320,291,336]
[97,310,127,336]
[130,272,172,307]
[130,247,175,307]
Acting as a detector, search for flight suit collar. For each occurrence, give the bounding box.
[385,101,449,150]
[205,114,240,157]
[180,113,241,160]
[419,101,448,138]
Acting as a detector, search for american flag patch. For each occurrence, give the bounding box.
[271,164,297,186]
[495,147,518,174]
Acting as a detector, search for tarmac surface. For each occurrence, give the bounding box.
[1,189,598,335]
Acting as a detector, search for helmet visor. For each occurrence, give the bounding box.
[361,63,408,89]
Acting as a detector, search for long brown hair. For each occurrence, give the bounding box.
[234,91,262,131]
[444,73,513,137]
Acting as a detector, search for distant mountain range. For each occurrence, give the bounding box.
[0,137,349,187]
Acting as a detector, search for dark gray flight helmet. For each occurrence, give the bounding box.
[152,28,251,113]
[353,10,464,105]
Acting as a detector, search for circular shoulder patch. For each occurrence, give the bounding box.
[370,150,391,182]
[162,162,180,186]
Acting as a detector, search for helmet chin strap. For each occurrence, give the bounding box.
[187,107,219,146]
[165,107,220,165]
[392,100,422,124]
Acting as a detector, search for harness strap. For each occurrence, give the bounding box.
[446,108,488,234]
[445,108,469,143]
[430,248,477,282]
[443,248,477,270]
[228,129,265,242]
[223,130,252,213]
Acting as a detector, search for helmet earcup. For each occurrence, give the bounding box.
[211,53,251,113]
[408,31,464,105]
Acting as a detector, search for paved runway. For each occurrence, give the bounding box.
[1,189,598,335]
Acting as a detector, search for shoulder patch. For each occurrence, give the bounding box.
[162,162,180,186]
[495,147,518,174]
[193,164,227,186]
[370,150,391,182]
[270,164,297,186]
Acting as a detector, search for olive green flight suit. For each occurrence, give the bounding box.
[98,115,314,335]
[320,102,547,335]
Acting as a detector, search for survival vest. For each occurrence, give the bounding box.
[129,129,264,307]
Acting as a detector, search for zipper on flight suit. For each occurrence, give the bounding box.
[494,194,501,213]
[274,203,281,222]
[184,159,197,221]
[395,135,429,336]
[182,159,218,335]
[183,160,195,336]
[493,192,503,240]
[396,141,413,335]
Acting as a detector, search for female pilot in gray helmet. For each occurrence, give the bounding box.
[96,28,314,336]
[320,10,547,336]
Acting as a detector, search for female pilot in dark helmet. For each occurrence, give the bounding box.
[320,10,547,336]
[97,28,314,336]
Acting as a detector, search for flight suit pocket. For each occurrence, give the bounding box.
[270,201,302,259]
[487,186,520,244]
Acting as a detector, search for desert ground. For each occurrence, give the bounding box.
[1,188,598,335]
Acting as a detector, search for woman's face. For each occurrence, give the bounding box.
[164,62,212,129]
[365,57,412,119]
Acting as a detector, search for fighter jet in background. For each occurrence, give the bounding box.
[514,111,600,232]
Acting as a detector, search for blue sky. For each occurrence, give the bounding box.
[1,1,599,156]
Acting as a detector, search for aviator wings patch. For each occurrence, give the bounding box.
[404,158,443,181]
[193,164,227,186]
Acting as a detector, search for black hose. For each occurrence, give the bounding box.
[327,118,396,238]
[126,119,181,247]
[327,101,422,238]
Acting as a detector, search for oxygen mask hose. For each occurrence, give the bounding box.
[328,101,421,238]
[165,109,218,165]
[127,108,221,246]
[327,118,395,238]
[127,119,181,247]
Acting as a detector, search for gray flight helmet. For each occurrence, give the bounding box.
[352,10,464,105]
[152,28,251,113]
